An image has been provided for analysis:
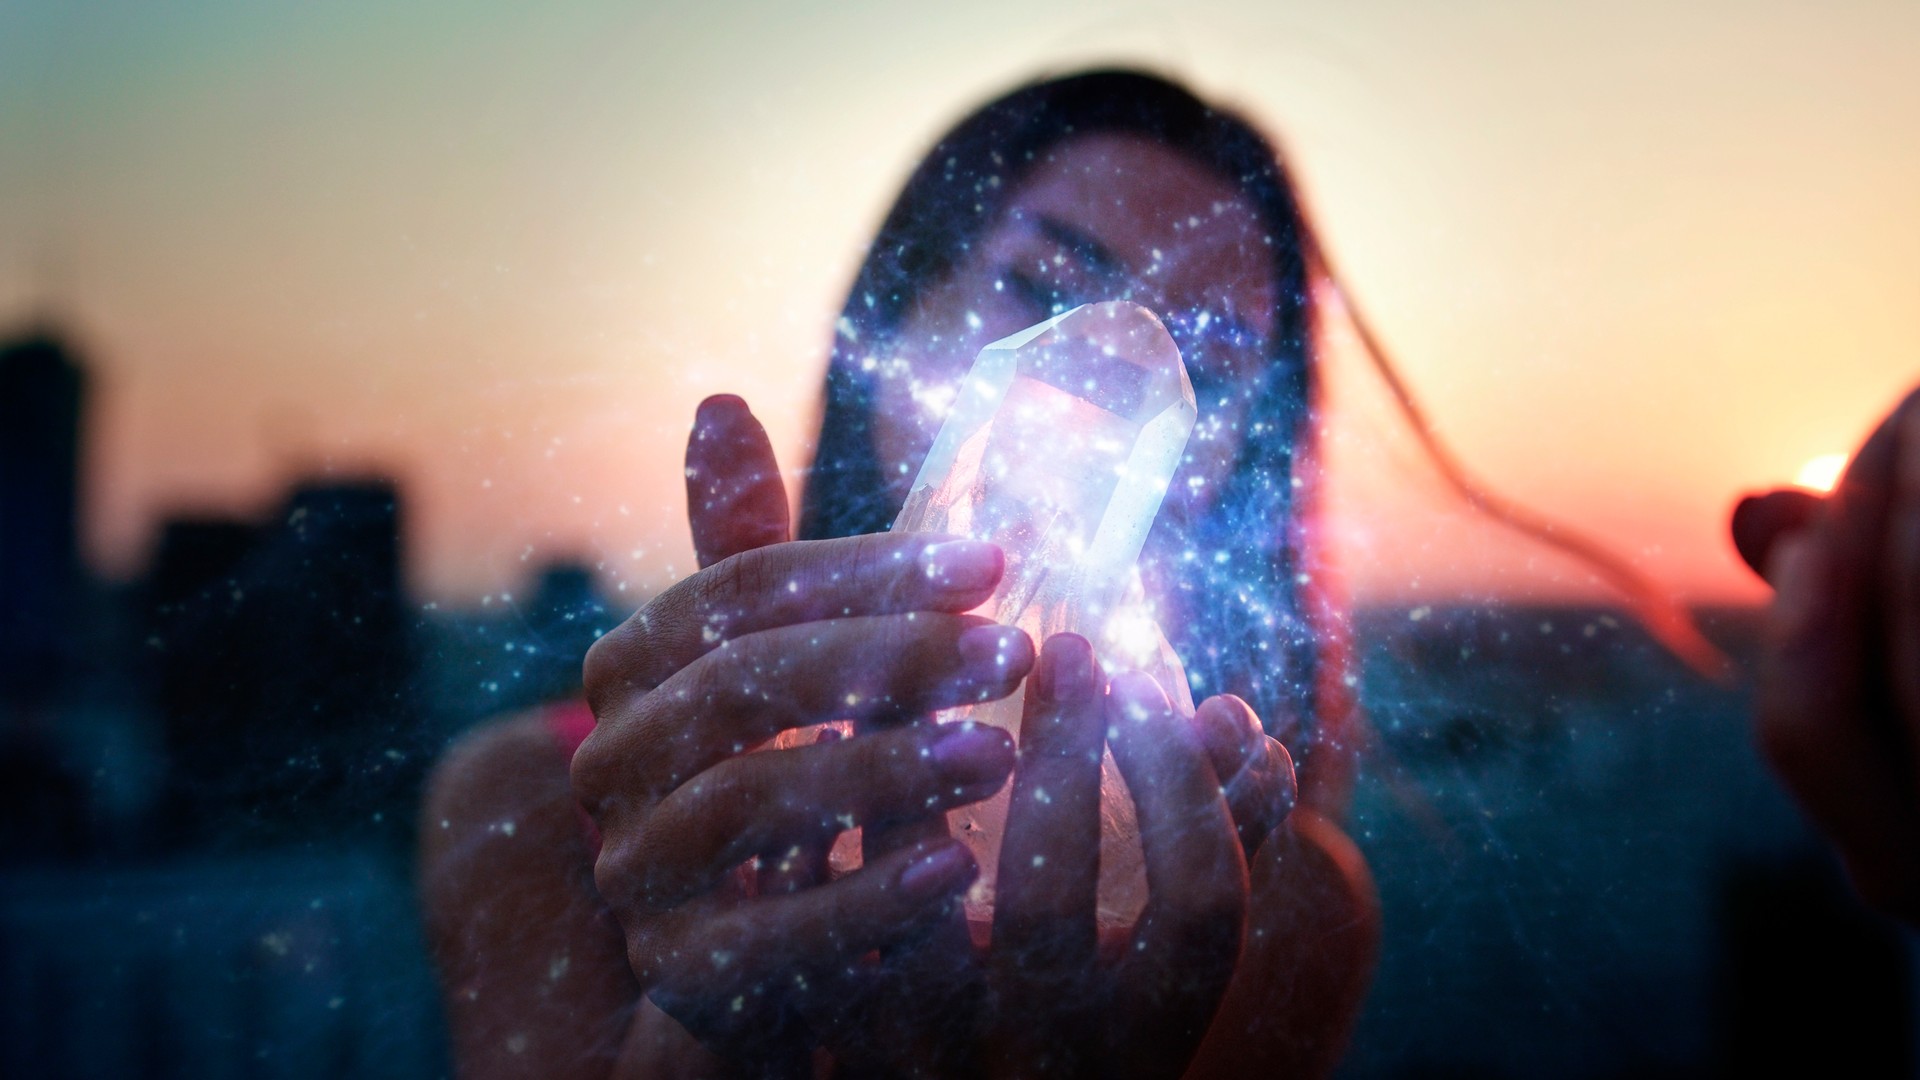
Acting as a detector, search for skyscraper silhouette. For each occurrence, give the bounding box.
[0,329,87,709]
[147,479,418,844]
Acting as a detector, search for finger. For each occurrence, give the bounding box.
[857,760,984,1080]
[856,749,964,951]
[641,839,978,1044]
[575,617,1032,808]
[856,725,961,918]
[994,634,1104,977]
[858,719,958,865]
[1730,489,1824,580]
[1194,695,1298,855]
[620,722,1014,912]
[795,820,986,1080]
[851,714,987,1064]
[1105,672,1246,1079]
[757,725,843,896]
[1222,736,1297,859]
[583,533,1004,701]
[687,395,791,568]
[1193,693,1263,786]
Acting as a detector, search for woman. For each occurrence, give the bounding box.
[420,70,1379,1077]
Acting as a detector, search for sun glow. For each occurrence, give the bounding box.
[1795,453,1848,492]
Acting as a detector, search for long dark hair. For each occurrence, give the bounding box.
[799,69,1333,760]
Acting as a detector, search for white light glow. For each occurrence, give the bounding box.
[1795,453,1847,492]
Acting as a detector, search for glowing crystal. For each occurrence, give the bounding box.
[892,300,1197,927]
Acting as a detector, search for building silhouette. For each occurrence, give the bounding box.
[146,479,418,845]
[0,329,87,709]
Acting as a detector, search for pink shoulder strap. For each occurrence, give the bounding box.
[543,699,597,761]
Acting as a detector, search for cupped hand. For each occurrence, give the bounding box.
[815,634,1278,1080]
[571,395,1035,1064]
[1733,388,1920,921]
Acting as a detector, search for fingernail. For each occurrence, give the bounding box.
[898,842,974,900]
[920,539,1003,595]
[1109,671,1168,724]
[930,723,1014,783]
[1047,634,1096,700]
[958,625,1031,682]
[1194,696,1251,775]
[693,394,747,434]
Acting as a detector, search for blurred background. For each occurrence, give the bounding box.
[2,0,1917,1075]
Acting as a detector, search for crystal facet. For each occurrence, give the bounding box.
[892,300,1197,927]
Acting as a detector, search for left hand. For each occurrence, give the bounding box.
[673,396,1317,1075]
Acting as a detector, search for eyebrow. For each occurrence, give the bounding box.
[1035,215,1128,285]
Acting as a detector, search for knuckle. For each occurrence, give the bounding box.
[627,694,702,793]
[584,599,675,706]
[624,923,672,987]
[568,728,615,805]
[581,633,625,709]
[677,648,743,731]
[623,827,679,899]
[667,756,754,831]
[699,547,774,619]
[602,818,686,913]
[848,532,908,591]
[574,693,680,805]
[593,841,644,913]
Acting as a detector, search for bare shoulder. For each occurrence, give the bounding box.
[418,708,594,921]
[419,709,646,1078]
[424,710,573,832]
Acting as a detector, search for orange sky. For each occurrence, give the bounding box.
[3,0,1916,606]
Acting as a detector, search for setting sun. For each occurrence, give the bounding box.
[1796,452,1849,492]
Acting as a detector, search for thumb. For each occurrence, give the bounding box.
[1731,488,1824,582]
[686,395,791,568]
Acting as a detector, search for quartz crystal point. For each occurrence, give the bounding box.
[892,300,1197,928]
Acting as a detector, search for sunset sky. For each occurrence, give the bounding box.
[3,0,1916,605]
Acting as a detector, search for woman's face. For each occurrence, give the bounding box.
[869,132,1279,529]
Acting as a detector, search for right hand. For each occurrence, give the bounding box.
[813,635,1257,1080]
[571,395,1035,1063]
